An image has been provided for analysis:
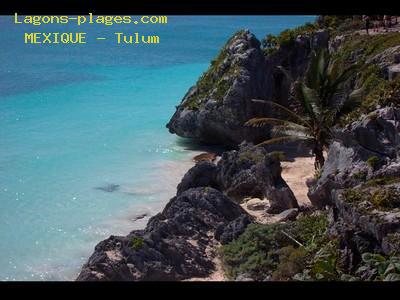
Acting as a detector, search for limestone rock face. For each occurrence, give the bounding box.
[167,30,329,147]
[77,187,247,281]
[178,143,299,214]
[77,142,300,281]
[308,107,400,208]
[216,143,299,213]
[245,198,267,211]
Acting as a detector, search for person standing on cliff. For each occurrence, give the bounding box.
[363,15,370,35]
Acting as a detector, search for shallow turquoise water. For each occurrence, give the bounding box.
[0,15,315,280]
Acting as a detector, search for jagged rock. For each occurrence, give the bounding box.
[215,214,253,244]
[176,161,219,195]
[365,45,400,79]
[329,186,400,258]
[77,187,249,281]
[308,107,400,208]
[217,143,298,213]
[178,143,298,214]
[388,64,400,81]
[245,198,267,211]
[193,152,218,163]
[274,208,299,222]
[235,273,255,281]
[167,30,328,147]
[166,30,270,146]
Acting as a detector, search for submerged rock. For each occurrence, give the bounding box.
[95,184,120,193]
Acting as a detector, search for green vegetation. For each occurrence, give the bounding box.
[354,253,400,281]
[268,151,286,161]
[220,213,329,280]
[370,188,400,210]
[131,236,145,250]
[221,210,400,281]
[364,176,400,187]
[182,30,245,110]
[330,32,400,124]
[262,22,318,56]
[237,149,265,165]
[367,156,381,169]
[246,49,359,170]
[352,170,368,181]
[343,184,400,211]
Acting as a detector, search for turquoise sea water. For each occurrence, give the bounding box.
[0,15,315,280]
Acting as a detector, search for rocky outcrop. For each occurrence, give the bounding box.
[365,45,400,80]
[77,187,248,281]
[77,142,300,281]
[217,143,298,213]
[178,143,299,214]
[308,107,400,208]
[167,29,329,147]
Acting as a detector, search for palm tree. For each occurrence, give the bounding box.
[245,49,361,170]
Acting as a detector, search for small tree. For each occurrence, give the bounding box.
[246,49,361,170]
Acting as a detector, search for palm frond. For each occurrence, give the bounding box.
[256,135,313,147]
[317,49,328,84]
[251,99,312,128]
[277,66,293,82]
[245,117,308,129]
[272,125,310,138]
[305,51,320,90]
[329,64,358,91]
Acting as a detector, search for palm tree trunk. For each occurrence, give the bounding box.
[313,145,325,170]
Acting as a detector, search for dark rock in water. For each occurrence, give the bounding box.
[131,213,149,222]
[308,107,400,208]
[215,214,253,244]
[95,184,120,193]
[166,30,329,147]
[77,187,249,281]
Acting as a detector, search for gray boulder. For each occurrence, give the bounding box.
[216,143,299,213]
[308,107,400,208]
[177,143,299,214]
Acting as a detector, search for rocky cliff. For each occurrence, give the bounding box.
[77,144,295,280]
[79,18,400,281]
[166,29,329,146]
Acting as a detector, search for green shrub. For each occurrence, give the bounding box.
[370,187,400,210]
[344,185,400,210]
[364,176,400,187]
[355,253,400,281]
[271,246,307,280]
[269,151,286,161]
[183,30,246,109]
[367,156,380,169]
[352,170,368,181]
[131,236,145,250]
[343,188,363,203]
[220,213,329,280]
[261,22,318,56]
